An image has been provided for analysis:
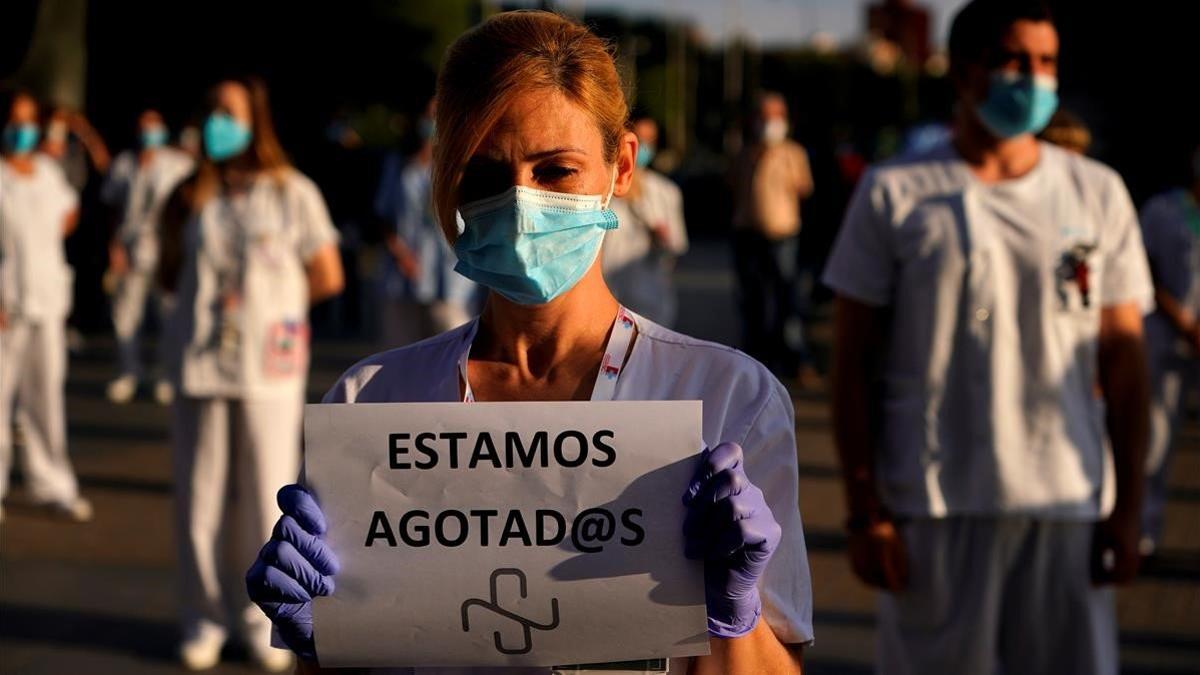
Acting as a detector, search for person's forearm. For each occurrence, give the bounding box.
[1099,330,1150,516]
[383,232,405,260]
[307,244,346,305]
[62,210,79,237]
[832,303,884,515]
[690,619,802,675]
[1154,287,1195,337]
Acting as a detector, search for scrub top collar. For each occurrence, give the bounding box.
[457,305,639,403]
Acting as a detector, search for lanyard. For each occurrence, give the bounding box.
[459,305,637,403]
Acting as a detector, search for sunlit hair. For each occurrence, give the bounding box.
[192,75,292,206]
[431,10,629,241]
[1038,108,1091,155]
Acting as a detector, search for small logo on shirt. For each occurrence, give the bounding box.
[600,354,621,380]
[1057,241,1098,309]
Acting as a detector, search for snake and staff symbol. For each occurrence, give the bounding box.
[461,568,561,655]
[1057,241,1098,309]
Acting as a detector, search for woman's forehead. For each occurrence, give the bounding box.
[473,89,601,160]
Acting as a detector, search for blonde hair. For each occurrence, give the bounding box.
[431,10,629,241]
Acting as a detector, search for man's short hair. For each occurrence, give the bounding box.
[948,0,1055,71]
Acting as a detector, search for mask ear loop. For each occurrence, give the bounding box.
[601,165,618,209]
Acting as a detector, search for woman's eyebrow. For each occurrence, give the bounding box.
[524,146,586,161]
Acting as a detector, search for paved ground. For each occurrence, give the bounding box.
[1,238,1197,673]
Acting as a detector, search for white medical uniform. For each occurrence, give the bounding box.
[1139,188,1200,548]
[0,155,81,505]
[313,308,814,674]
[603,170,689,327]
[101,148,195,380]
[165,170,338,648]
[823,140,1153,675]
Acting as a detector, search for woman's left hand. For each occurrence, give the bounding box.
[683,442,782,638]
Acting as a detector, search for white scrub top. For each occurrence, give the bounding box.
[603,169,688,272]
[319,311,815,674]
[167,170,339,400]
[0,155,78,321]
[823,140,1153,520]
[1140,188,1200,353]
[101,148,195,271]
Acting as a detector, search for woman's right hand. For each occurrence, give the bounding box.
[846,517,908,591]
[246,484,340,662]
[107,242,129,278]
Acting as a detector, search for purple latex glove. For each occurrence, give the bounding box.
[683,442,782,638]
[245,484,340,662]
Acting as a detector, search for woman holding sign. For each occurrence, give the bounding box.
[247,10,812,673]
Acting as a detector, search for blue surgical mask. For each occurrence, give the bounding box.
[454,172,619,305]
[2,123,40,155]
[203,112,252,162]
[975,72,1059,140]
[141,125,169,149]
[636,143,655,168]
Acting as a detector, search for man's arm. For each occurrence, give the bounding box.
[832,295,907,590]
[1153,287,1200,350]
[1093,301,1150,584]
[793,145,814,200]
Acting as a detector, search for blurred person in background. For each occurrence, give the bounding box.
[179,122,202,160]
[40,104,111,192]
[100,109,195,405]
[1137,144,1200,558]
[824,1,1151,673]
[603,112,689,326]
[157,76,344,672]
[1039,108,1092,155]
[0,88,93,524]
[730,91,818,388]
[41,104,113,353]
[374,98,477,347]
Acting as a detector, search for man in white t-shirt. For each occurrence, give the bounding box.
[822,1,1152,673]
[0,88,93,523]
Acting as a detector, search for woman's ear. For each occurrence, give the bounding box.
[611,130,638,199]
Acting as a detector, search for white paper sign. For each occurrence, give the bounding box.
[304,400,710,668]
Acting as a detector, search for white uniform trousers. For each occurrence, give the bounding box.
[112,269,172,379]
[877,516,1117,675]
[171,394,302,646]
[0,317,80,504]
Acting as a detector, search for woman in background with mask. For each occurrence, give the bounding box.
[374,97,478,347]
[603,112,689,327]
[158,76,344,672]
[0,88,92,524]
[246,12,812,673]
[101,108,195,405]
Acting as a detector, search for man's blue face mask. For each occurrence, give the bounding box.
[454,170,620,305]
[976,71,1059,140]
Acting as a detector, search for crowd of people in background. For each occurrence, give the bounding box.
[0,0,1197,672]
